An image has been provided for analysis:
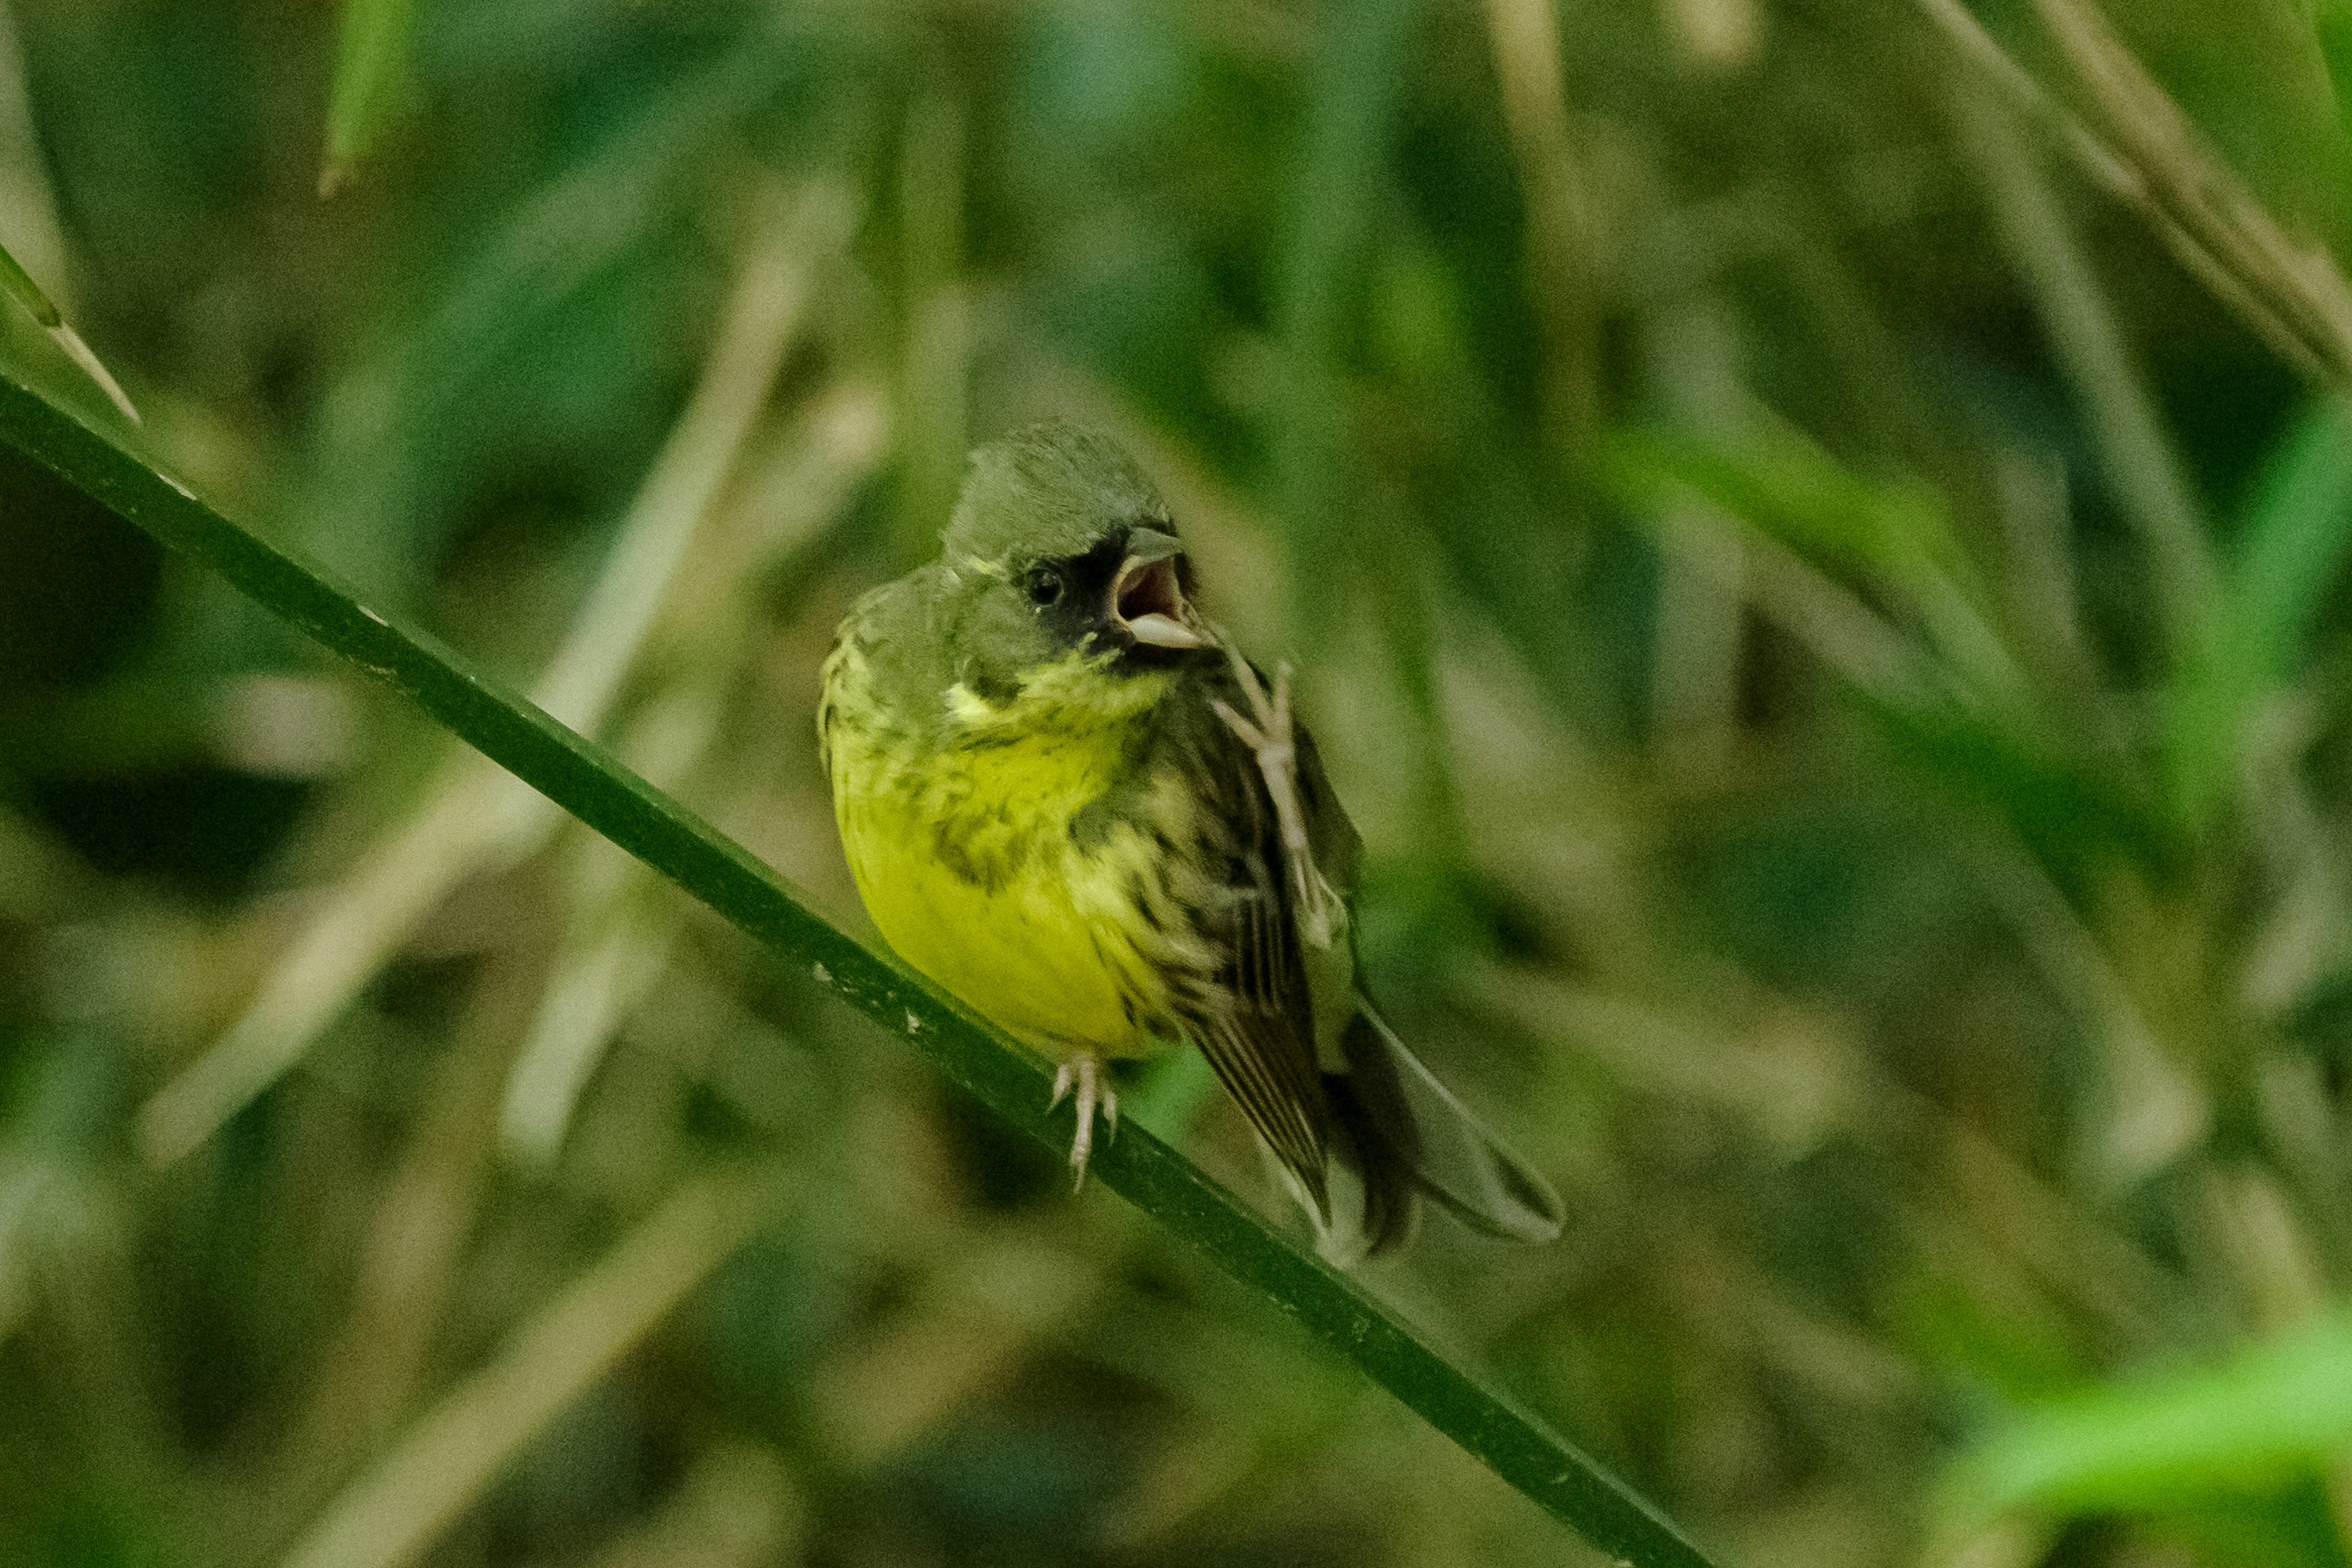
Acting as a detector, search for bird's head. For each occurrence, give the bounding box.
[934,422,1212,708]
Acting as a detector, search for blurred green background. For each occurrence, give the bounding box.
[7,0,2352,1564]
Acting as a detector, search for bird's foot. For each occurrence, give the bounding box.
[1208,654,1340,948]
[1049,1055,1117,1189]
[1209,647,1293,761]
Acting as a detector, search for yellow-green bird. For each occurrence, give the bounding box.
[819,422,1561,1259]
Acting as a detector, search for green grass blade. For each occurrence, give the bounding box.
[2321,0,2352,140]
[0,235,140,424]
[1940,1305,2352,1525]
[1605,424,1958,582]
[1273,0,1417,639]
[0,365,1721,1568]
[1603,423,2026,707]
[321,0,419,195]
[2167,396,2352,826]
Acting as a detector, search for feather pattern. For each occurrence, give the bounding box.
[819,420,1563,1259]
[1152,658,1341,1223]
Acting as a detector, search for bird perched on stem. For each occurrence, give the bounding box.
[819,422,1562,1261]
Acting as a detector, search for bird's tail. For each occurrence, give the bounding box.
[1314,1000,1566,1264]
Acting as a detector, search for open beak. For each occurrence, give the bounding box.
[1111,527,1207,650]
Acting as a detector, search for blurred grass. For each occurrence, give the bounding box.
[9,0,2352,1565]
[321,0,418,197]
[0,347,1716,1562]
[133,186,845,1169]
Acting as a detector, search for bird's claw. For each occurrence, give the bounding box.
[1210,651,1339,948]
[1053,1056,1116,1189]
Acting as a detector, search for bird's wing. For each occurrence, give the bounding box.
[1159,659,1359,1222]
[816,577,908,776]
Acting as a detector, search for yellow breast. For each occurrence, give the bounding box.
[823,644,1184,1061]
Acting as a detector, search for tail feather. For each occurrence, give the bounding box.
[1328,1004,1565,1255]
[1324,1029,1422,1258]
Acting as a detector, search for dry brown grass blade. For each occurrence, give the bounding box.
[2034,0,2352,380]
[1479,0,1603,448]
[133,188,848,1169]
[1920,0,2352,390]
[277,1166,788,1568]
[1953,83,2215,639]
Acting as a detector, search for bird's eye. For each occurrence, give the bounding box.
[1024,567,1065,606]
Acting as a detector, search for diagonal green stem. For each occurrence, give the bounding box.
[0,236,64,329]
[0,364,1721,1568]
[1,236,141,424]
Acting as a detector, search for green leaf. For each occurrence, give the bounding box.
[2168,397,2352,826]
[0,363,1719,1568]
[1942,1306,2352,1526]
[321,0,420,195]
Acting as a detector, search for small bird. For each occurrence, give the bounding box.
[818,422,1562,1259]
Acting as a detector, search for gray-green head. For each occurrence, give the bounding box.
[932,422,1211,699]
